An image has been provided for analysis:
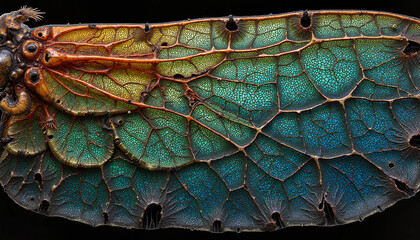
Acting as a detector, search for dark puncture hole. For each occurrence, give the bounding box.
[144,23,150,33]
[47,135,54,140]
[37,32,43,38]
[103,212,109,224]
[38,200,49,214]
[388,162,395,168]
[142,203,162,229]
[393,178,414,196]
[44,52,51,62]
[319,197,337,225]
[403,41,420,55]
[173,73,185,79]
[323,201,336,225]
[226,16,238,32]
[29,71,39,83]
[160,42,168,46]
[34,172,43,189]
[212,220,222,233]
[409,134,420,149]
[270,212,284,229]
[300,10,311,28]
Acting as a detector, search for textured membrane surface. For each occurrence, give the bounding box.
[0,10,419,232]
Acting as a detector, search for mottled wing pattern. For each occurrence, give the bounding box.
[0,10,419,232]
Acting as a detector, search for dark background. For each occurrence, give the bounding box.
[0,0,419,239]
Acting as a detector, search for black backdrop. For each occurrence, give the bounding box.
[0,0,419,239]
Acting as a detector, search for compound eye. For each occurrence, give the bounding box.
[22,40,42,60]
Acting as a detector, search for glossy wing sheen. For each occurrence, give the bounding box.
[1,10,420,232]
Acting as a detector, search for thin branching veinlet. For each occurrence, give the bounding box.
[0,8,419,232]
